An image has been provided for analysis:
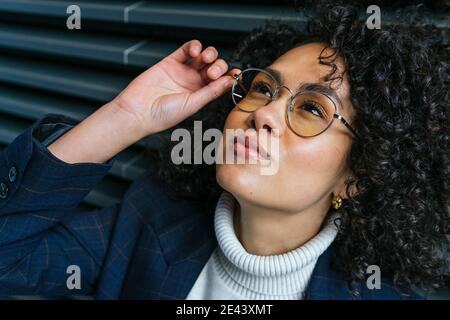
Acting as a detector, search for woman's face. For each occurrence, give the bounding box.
[216,42,357,214]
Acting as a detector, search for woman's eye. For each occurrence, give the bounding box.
[253,82,273,98]
[301,102,324,118]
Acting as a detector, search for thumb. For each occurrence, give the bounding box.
[186,75,233,114]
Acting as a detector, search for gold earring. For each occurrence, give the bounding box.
[332,194,343,210]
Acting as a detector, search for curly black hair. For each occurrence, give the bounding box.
[148,0,449,295]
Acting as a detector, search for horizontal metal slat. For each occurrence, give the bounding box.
[129,1,305,31]
[0,1,446,32]
[0,54,131,101]
[126,41,178,67]
[110,147,148,181]
[84,176,128,207]
[0,0,305,31]
[0,23,177,67]
[0,84,95,121]
[0,0,136,22]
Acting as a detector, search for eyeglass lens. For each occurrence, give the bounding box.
[232,69,336,137]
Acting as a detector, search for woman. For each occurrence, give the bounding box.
[0,1,448,299]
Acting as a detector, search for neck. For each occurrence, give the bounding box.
[233,195,331,256]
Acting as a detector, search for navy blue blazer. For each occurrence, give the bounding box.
[0,114,423,300]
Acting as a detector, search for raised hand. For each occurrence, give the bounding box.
[113,39,240,135]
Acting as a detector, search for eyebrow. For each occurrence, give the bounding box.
[264,67,283,85]
[264,66,344,111]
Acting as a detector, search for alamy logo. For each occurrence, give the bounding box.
[366,265,381,290]
[66,265,81,290]
[66,5,81,30]
[366,5,381,30]
[170,121,280,175]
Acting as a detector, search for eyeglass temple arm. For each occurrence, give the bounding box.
[334,114,361,140]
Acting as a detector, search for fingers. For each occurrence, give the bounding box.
[187,43,230,83]
[200,58,228,82]
[166,39,241,114]
[167,39,202,63]
[189,46,218,70]
[169,39,230,82]
[187,69,240,114]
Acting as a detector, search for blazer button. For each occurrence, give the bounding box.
[0,182,8,199]
[8,166,17,183]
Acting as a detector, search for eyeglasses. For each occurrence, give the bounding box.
[231,68,360,139]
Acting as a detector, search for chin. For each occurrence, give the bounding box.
[216,163,319,214]
[216,163,271,205]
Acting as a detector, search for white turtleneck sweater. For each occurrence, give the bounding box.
[186,192,339,300]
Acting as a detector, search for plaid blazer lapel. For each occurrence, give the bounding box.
[156,207,217,299]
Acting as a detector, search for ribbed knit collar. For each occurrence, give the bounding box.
[213,191,340,299]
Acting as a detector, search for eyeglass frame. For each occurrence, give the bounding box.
[231,67,360,140]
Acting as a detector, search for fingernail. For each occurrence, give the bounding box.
[210,66,220,78]
[220,76,231,86]
[204,50,213,60]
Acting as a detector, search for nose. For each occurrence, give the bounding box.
[246,89,290,137]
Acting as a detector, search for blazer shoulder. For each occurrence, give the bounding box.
[307,243,425,300]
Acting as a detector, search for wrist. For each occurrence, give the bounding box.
[47,102,146,164]
[110,91,158,138]
[105,99,148,143]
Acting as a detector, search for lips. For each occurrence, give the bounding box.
[232,134,270,161]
